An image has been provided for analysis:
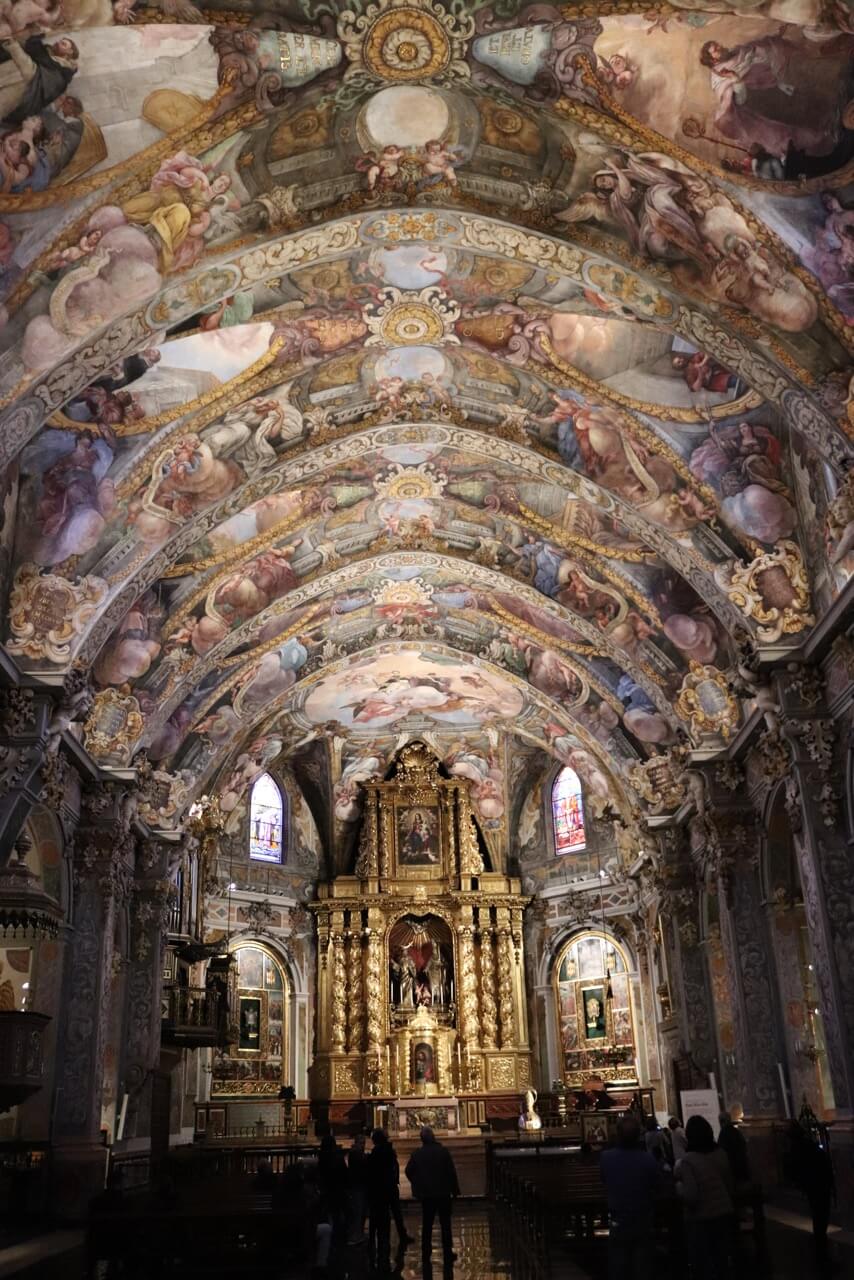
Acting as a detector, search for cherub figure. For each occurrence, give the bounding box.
[420,138,463,188]
[358,143,403,191]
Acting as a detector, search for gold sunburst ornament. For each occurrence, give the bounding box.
[365,286,461,346]
[338,0,474,82]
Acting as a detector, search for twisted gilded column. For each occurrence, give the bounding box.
[478,920,497,1049]
[347,926,364,1055]
[496,906,516,1048]
[330,911,346,1054]
[457,913,479,1047]
[365,908,383,1056]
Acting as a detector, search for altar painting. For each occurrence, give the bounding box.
[397,803,440,866]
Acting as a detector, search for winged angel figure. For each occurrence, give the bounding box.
[558,147,816,332]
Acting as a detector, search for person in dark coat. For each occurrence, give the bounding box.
[92,349,161,394]
[405,1126,460,1268]
[0,36,78,126]
[317,1133,349,1247]
[600,1116,660,1280]
[366,1128,398,1274]
[785,1121,836,1271]
[347,1132,369,1244]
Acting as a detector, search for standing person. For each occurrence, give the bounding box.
[668,1116,688,1163]
[386,1133,414,1250]
[675,1115,736,1280]
[347,1132,369,1244]
[599,1116,660,1280]
[785,1121,836,1272]
[643,1116,667,1164]
[405,1126,460,1269]
[366,1128,398,1274]
[318,1133,349,1249]
[718,1108,751,1184]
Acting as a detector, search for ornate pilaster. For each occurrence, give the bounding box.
[774,665,854,1111]
[121,837,176,1143]
[657,826,718,1079]
[53,782,136,1205]
[478,917,497,1050]
[346,925,364,1055]
[330,912,346,1055]
[706,809,785,1115]
[0,685,51,859]
[496,906,515,1049]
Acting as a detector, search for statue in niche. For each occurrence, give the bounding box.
[389,915,453,1014]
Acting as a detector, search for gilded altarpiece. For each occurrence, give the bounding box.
[310,743,531,1102]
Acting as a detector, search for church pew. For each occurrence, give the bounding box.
[86,1176,311,1278]
[492,1151,681,1279]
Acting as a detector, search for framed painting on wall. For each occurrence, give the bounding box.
[396,803,441,867]
[238,992,265,1052]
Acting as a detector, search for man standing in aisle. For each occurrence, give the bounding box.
[405,1126,460,1270]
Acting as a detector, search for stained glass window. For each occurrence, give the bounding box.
[249,773,285,864]
[552,767,586,854]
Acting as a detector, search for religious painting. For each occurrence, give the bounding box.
[413,1042,435,1086]
[397,803,440,866]
[581,986,607,1041]
[582,1117,609,1147]
[389,916,454,1015]
[238,995,263,1052]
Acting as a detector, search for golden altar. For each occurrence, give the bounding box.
[310,742,532,1102]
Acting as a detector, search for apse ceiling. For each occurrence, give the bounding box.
[2,0,853,861]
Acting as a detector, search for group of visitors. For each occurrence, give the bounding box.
[310,1124,459,1275]
[600,1108,836,1279]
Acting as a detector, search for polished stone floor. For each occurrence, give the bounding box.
[291,1200,854,1280]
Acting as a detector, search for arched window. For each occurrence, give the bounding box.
[249,773,285,864]
[552,767,586,854]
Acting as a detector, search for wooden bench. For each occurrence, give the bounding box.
[492,1150,681,1280]
[87,1176,310,1278]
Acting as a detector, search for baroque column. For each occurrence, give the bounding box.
[774,663,854,1112]
[364,906,383,1059]
[495,906,515,1049]
[705,807,786,1116]
[53,782,135,1213]
[346,923,364,1056]
[120,836,177,1145]
[657,826,718,1080]
[477,915,497,1050]
[330,910,346,1055]
[456,906,479,1049]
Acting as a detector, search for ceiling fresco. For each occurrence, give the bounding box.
[0,0,853,861]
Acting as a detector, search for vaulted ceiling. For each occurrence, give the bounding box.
[2,0,852,865]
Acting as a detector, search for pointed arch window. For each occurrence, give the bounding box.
[249,773,285,864]
[552,767,586,855]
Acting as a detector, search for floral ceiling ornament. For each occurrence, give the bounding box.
[8,565,109,666]
[675,664,740,743]
[715,542,815,645]
[371,576,435,612]
[338,0,474,83]
[373,462,447,501]
[364,286,461,346]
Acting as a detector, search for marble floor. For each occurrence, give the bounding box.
[307,1201,854,1280]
